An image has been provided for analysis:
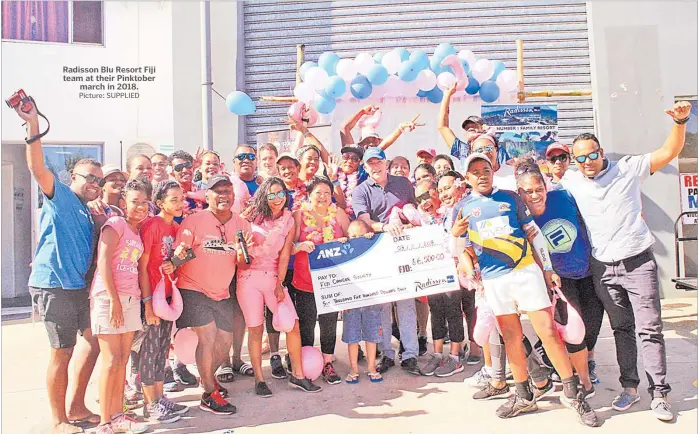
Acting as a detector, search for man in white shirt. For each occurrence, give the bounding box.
[561,101,692,422]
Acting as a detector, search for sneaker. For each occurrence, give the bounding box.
[110,413,148,434]
[421,354,442,376]
[289,375,322,393]
[164,366,184,392]
[466,354,482,365]
[550,369,562,383]
[199,390,237,415]
[401,357,422,376]
[377,356,395,374]
[270,355,287,379]
[495,394,538,419]
[651,397,674,421]
[123,393,143,411]
[143,401,181,424]
[473,382,511,400]
[159,396,189,415]
[570,392,601,427]
[612,390,641,411]
[255,381,273,398]
[285,354,293,375]
[434,355,464,377]
[213,382,229,399]
[96,423,115,434]
[174,364,198,386]
[465,366,491,388]
[418,336,428,356]
[531,379,554,401]
[322,362,341,385]
[588,359,599,384]
[583,384,596,400]
[128,373,142,394]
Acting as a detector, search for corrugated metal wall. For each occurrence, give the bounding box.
[243,0,593,145]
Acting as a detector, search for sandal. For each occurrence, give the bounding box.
[69,413,100,426]
[216,365,235,383]
[368,372,383,383]
[345,373,359,384]
[233,361,255,377]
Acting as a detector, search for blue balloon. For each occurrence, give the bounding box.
[393,48,409,62]
[397,60,420,82]
[491,61,506,80]
[465,74,480,95]
[366,64,389,86]
[350,75,373,99]
[318,52,340,76]
[461,60,471,75]
[324,76,346,98]
[300,61,317,81]
[425,86,443,104]
[416,89,428,98]
[479,80,500,102]
[312,92,336,114]
[434,43,457,58]
[225,91,255,115]
[409,49,429,71]
[429,55,453,76]
[373,52,385,63]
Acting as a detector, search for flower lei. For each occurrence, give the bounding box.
[291,182,308,213]
[301,201,338,245]
[337,170,358,216]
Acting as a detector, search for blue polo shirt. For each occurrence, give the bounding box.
[352,174,416,224]
[452,188,535,279]
[533,190,591,280]
[29,181,95,290]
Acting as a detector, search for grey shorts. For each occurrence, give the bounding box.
[30,287,90,349]
[342,305,382,344]
[176,289,235,332]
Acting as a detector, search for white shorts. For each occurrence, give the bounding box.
[91,294,143,335]
[483,263,552,316]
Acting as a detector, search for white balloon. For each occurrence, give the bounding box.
[306,67,329,90]
[437,72,457,90]
[293,82,316,103]
[472,59,494,83]
[382,51,402,75]
[355,53,375,76]
[416,69,437,91]
[496,69,518,93]
[458,49,477,67]
[336,58,357,81]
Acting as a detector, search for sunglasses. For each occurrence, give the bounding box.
[415,190,433,204]
[342,154,361,162]
[267,191,287,200]
[574,152,600,164]
[173,161,193,172]
[473,145,495,154]
[548,154,569,164]
[235,153,256,162]
[75,172,105,187]
[515,165,542,177]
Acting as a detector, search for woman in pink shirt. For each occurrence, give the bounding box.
[238,177,322,396]
[90,179,149,434]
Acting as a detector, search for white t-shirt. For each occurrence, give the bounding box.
[493,162,517,191]
[560,154,654,262]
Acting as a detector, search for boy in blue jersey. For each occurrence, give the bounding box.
[455,153,600,427]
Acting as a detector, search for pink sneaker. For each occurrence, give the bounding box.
[110,413,148,434]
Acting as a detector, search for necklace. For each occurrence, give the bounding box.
[338,170,358,216]
[301,202,338,244]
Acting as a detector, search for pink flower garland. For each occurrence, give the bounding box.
[337,170,358,216]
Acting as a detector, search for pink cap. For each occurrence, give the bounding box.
[545,143,570,158]
[416,148,436,158]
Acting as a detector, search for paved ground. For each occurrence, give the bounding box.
[2,296,696,434]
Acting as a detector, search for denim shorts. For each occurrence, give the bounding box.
[342,305,382,344]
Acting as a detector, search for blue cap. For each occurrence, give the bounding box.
[362,147,386,162]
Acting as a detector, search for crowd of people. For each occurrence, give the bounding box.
[13,92,691,434]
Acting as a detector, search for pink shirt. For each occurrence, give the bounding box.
[175,210,251,301]
[249,210,294,272]
[91,217,144,298]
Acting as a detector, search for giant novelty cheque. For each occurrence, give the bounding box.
[308,225,459,314]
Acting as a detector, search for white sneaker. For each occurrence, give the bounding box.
[110,413,148,433]
[651,398,674,421]
[465,366,491,387]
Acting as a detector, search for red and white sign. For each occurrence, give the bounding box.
[680,173,698,224]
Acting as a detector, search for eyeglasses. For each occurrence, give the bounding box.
[75,172,105,187]
[235,153,256,162]
[415,191,433,204]
[473,145,495,154]
[173,161,193,172]
[548,154,569,164]
[267,191,287,200]
[217,224,227,243]
[574,152,600,164]
[342,154,360,162]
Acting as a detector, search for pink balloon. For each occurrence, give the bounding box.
[440,54,468,91]
[553,289,586,345]
[152,276,183,321]
[473,302,496,346]
[173,328,198,365]
[288,102,318,127]
[288,101,305,124]
[272,303,296,333]
[301,346,323,380]
[358,109,382,129]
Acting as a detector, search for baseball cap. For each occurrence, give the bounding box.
[276,152,300,165]
[461,115,484,130]
[416,148,436,158]
[362,147,386,162]
[340,145,364,158]
[545,142,570,158]
[207,174,233,190]
[101,164,128,179]
[463,152,492,172]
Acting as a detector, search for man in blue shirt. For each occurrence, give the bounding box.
[233,144,260,196]
[14,102,103,432]
[454,153,599,427]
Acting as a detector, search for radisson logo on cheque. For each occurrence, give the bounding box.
[415,275,455,291]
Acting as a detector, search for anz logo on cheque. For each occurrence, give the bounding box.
[316,244,355,259]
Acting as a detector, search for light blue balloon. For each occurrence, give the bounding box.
[409,49,429,70]
[425,86,443,104]
[366,64,389,86]
[318,52,340,76]
[225,91,256,115]
[434,43,457,58]
[461,60,471,75]
[429,55,453,76]
[373,52,385,63]
[398,60,420,82]
[324,76,346,98]
[350,75,373,99]
[393,48,409,62]
[479,80,500,102]
[465,74,480,95]
[491,61,506,80]
[300,62,317,81]
[312,91,336,114]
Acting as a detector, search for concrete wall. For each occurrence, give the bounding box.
[587,2,698,298]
